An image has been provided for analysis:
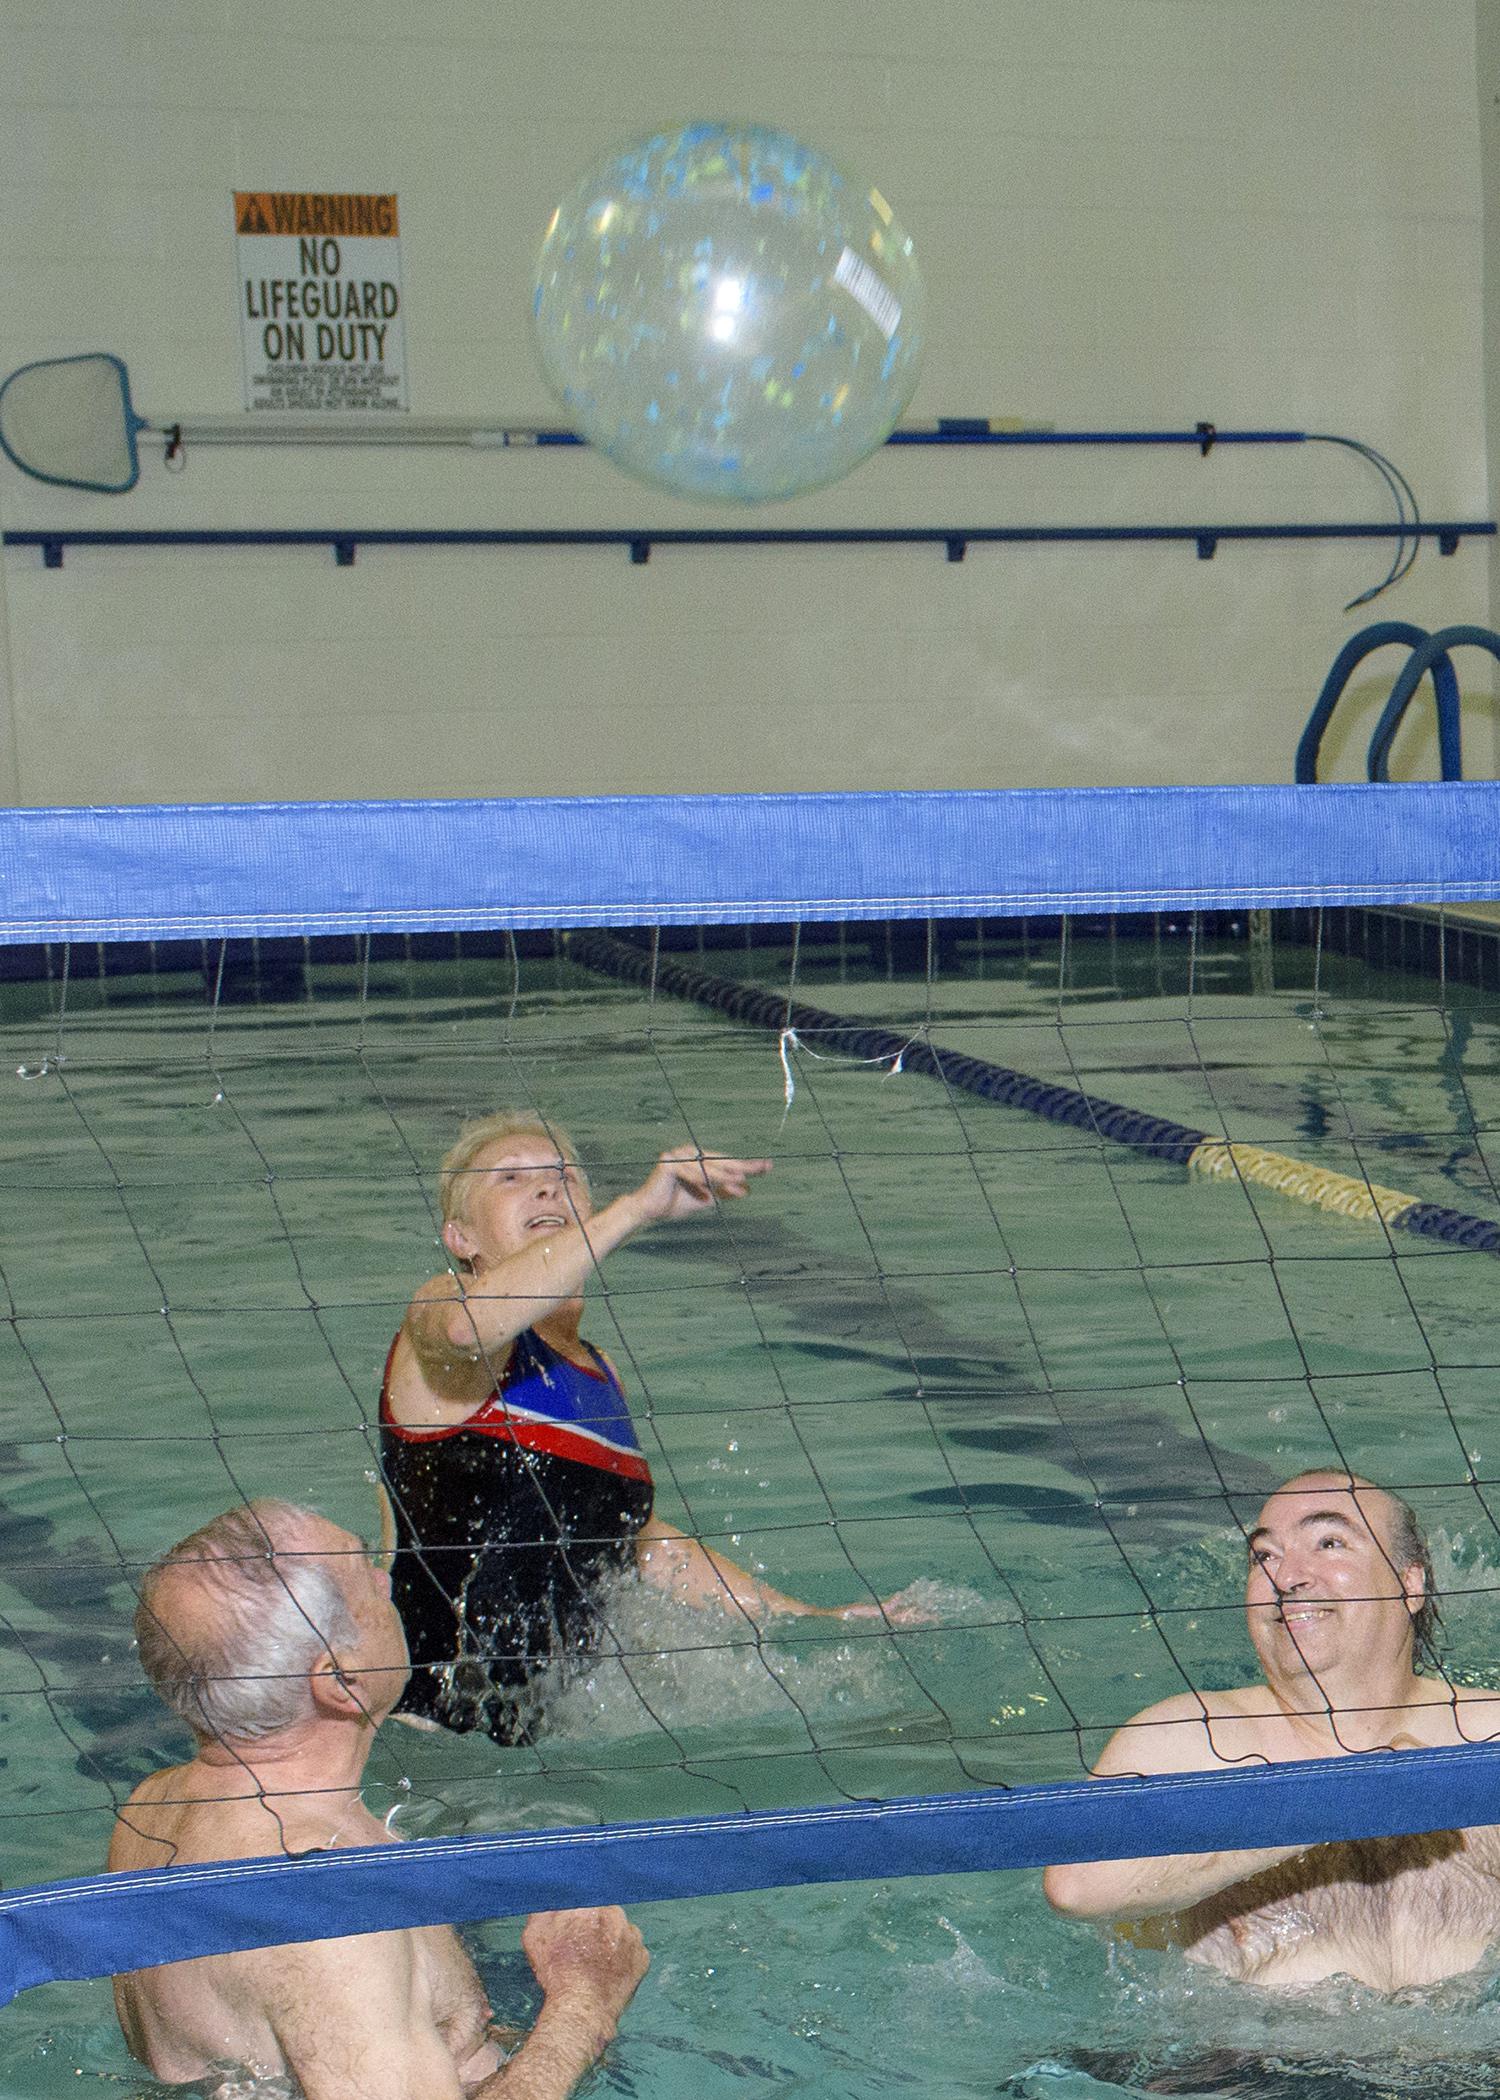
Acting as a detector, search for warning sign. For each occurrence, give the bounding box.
[234,192,407,412]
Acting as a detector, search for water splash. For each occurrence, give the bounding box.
[536,1571,993,1742]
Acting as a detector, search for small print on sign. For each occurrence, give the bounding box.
[234,192,407,412]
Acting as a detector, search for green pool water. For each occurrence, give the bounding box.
[6,917,1500,2098]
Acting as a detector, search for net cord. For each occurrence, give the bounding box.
[568,931,1500,1257]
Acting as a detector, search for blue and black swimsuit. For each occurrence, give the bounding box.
[379,1326,655,1743]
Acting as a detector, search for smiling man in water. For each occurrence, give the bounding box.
[1043,1470,1500,1993]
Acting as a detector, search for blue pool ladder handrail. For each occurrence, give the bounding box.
[1294,621,1500,783]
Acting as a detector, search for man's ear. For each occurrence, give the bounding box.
[442,1217,475,1264]
[1402,1563,1426,1617]
[310,1652,365,1719]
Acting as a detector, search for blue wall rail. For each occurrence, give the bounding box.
[5,521,1491,571]
[457,420,1306,449]
[1296,622,1500,783]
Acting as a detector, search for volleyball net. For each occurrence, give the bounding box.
[5,781,1500,2005]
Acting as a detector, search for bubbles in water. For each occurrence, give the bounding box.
[200,2066,298,2100]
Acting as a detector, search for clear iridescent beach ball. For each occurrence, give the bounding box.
[532,122,926,504]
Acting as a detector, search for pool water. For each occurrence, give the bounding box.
[5,916,1500,2097]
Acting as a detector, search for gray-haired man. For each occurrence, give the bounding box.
[110,1499,647,2099]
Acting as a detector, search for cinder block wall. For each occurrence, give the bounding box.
[0,0,1488,804]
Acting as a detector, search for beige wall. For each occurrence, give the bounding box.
[1479,0,1500,745]
[0,0,1491,804]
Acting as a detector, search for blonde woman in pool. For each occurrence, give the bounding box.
[378,1113,924,1743]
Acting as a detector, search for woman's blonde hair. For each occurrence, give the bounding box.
[438,1111,584,1226]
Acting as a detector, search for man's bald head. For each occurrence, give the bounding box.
[135,1500,359,1743]
[1270,1468,1397,1529]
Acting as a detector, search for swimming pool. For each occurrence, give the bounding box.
[6,913,1500,2097]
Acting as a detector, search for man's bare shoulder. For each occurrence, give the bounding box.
[1448,1683,1500,1739]
[1376,1679,1500,1750]
[112,1767,395,1875]
[115,1759,191,1817]
[1091,1686,1277,1777]
[109,1762,210,1872]
[1451,1682,1500,1710]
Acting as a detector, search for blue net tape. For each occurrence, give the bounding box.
[1,781,1499,941]
[7,1747,1500,2005]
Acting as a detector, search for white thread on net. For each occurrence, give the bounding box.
[777,1026,914,1120]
